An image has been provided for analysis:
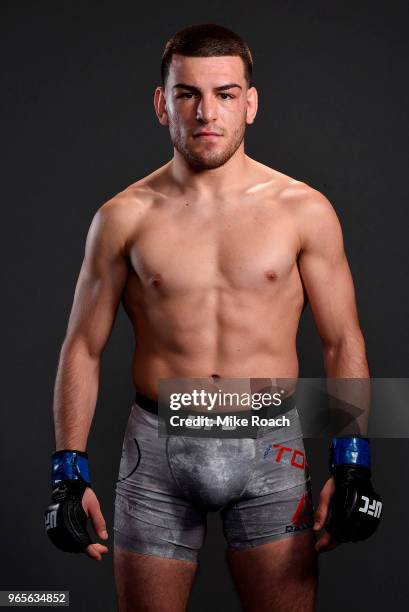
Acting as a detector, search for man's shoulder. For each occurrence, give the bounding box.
[270,170,330,212]
[276,178,341,247]
[250,160,332,213]
[100,178,155,215]
[94,170,161,234]
[253,162,342,245]
[273,172,336,223]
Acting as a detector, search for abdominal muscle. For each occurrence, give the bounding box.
[125,281,303,400]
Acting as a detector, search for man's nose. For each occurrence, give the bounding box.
[196,95,218,123]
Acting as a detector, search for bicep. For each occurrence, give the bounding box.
[63,205,129,357]
[298,196,361,346]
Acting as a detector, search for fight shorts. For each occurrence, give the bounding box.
[114,394,314,562]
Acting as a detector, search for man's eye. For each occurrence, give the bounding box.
[179,92,234,100]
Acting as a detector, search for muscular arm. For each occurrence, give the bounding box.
[297,190,368,377]
[297,190,369,432]
[53,201,129,450]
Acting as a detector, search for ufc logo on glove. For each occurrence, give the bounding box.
[359,496,383,519]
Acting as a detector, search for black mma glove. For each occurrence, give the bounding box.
[44,450,94,553]
[326,437,382,543]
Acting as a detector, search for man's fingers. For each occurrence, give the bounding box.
[83,491,109,540]
[314,477,335,530]
[88,503,109,540]
[315,530,338,553]
[315,530,331,552]
[85,543,109,561]
[314,478,339,553]
[314,498,329,530]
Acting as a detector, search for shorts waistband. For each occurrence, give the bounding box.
[134,391,160,414]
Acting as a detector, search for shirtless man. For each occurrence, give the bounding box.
[44,23,382,612]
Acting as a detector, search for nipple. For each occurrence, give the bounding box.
[151,273,163,287]
[265,270,278,281]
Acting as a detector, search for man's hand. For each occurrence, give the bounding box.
[45,484,109,561]
[82,488,109,561]
[45,450,109,561]
[313,476,339,553]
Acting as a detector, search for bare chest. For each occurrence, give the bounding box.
[127,203,301,294]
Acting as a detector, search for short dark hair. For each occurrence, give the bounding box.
[161,23,253,88]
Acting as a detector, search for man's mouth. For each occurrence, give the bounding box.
[193,131,222,138]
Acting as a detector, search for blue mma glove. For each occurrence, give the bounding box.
[44,450,93,553]
[326,437,382,542]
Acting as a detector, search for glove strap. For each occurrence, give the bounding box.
[52,450,91,487]
[329,437,371,473]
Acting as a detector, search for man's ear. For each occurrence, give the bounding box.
[246,86,258,125]
[154,86,169,126]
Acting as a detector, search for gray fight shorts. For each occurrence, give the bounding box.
[114,395,314,562]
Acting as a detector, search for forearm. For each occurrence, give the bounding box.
[323,329,369,378]
[53,342,101,451]
[323,332,370,435]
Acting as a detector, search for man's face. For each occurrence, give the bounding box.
[157,55,257,170]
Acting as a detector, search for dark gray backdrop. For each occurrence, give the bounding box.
[2,1,408,610]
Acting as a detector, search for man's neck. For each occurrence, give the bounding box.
[168,146,250,197]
